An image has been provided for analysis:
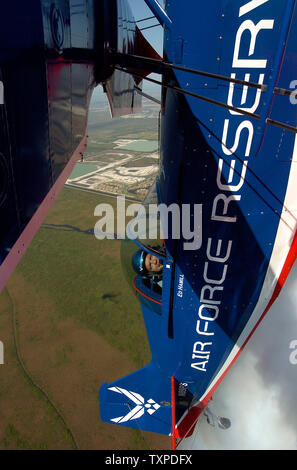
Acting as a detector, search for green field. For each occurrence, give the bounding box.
[19,188,150,364]
[87,117,159,143]
[0,187,169,450]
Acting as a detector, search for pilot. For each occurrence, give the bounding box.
[132,248,164,276]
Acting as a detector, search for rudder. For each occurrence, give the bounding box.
[99,362,173,435]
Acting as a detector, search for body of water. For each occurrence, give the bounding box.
[118,140,158,152]
[69,163,98,180]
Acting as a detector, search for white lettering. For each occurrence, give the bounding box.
[116,196,126,239]
[228,73,265,114]
[198,304,219,322]
[217,158,248,192]
[149,203,180,240]
[200,285,223,305]
[182,203,203,250]
[233,19,274,69]
[222,119,254,156]
[0,81,3,105]
[203,262,228,285]
[94,204,115,239]
[0,341,3,364]
[290,80,297,105]
[177,274,184,298]
[191,360,208,372]
[191,353,210,361]
[211,194,241,223]
[126,203,146,240]
[193,341,212,355]
[196,320,214,336]
[191,0,274,376]
[239,0,269,17]
[206,238,233,263]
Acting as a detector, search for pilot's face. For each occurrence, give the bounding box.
[144,254,163,273]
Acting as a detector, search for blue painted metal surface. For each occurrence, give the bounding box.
[0,0,96,264]
[100,0,297,438]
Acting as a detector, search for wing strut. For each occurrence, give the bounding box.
[143,0,172,29]
[266,118,297,134]
[134,86,161,105]
[119,53,297,99]
[116,53,267,91]
[139,24,161,31]
[117,65,297,135]
[136,16,155,23]
[115,66,260,120]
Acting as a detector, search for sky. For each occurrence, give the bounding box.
[127,0,164,96]
[127,0,164,56]
[92,0,164,101]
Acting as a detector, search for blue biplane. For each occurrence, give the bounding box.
[1,0,297,445]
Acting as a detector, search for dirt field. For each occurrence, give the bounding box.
[0,187,169,450]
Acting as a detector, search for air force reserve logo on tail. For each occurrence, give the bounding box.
[108,387,161,423]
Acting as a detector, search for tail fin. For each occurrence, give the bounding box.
[99,362,172,435]
[99,363,196,436]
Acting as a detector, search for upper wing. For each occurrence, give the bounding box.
[0,0,159,293]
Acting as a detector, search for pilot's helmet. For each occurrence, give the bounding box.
[132,249,147,275]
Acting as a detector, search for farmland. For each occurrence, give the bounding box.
[0,86,169,450]
[0,187,169,450]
